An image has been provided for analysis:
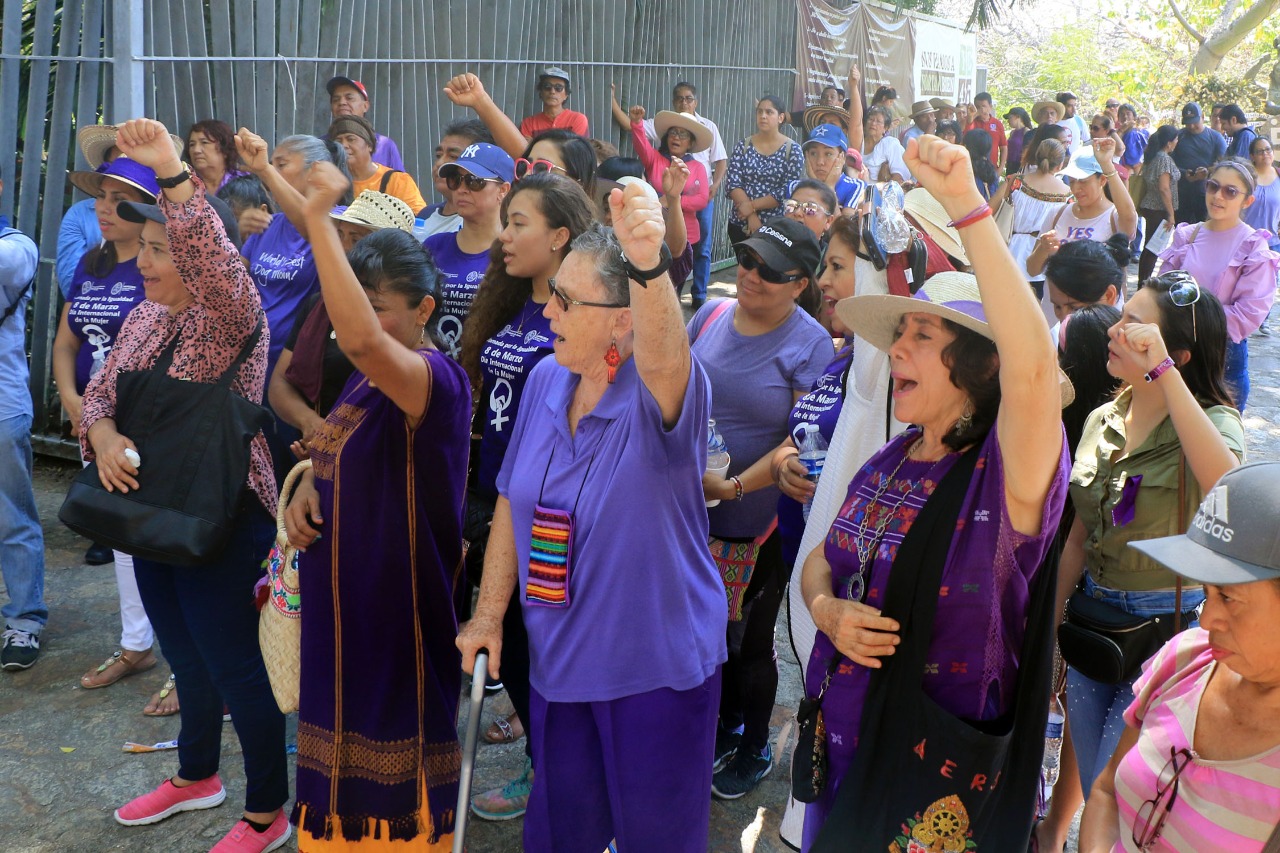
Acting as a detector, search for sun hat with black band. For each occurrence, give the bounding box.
[1129,462,1280,585]
[327,115,378,152]
[118,193,243,251]
[909,100,937,120]
[929,98,956,112]
[77,124,185,171]
[68,157,161,203]
[653,111,712,154]
[735,218,822,283]
[325,76,369,100]
[330,191,415,233]
[1032,100,1066,124]
[836,270,1075,407]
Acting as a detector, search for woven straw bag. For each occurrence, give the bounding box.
[259,459,311,713]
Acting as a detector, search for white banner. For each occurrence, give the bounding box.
[913,19,977,106]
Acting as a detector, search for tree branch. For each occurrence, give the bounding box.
[1167,0,1204,44]
[1191,0,1280,74]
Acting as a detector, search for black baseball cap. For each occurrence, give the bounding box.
[1130,462,1280,585]
[734,218,822,281]
[119,192,243,251]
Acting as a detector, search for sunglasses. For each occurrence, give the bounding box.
[548,278,626,312]
[735,246,802,284]
[540,83,566,93]
[1090,125,1105,132]
[514,158,568,181]
[1160,270,1201,341]
[1204,178,1247,201]
[783,200,831,218]
[1132,747,1194,850]
[444,172,501,192]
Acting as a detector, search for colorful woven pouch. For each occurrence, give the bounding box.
[526,503,573,607]
[709,536,763,622]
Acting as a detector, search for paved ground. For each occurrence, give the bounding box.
[4,273,1279,853]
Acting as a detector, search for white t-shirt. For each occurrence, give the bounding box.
[415,209,463,240]
[862,135,910,182]
[642,113,729,177]
[1057,115,1089,156]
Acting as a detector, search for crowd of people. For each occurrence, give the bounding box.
[1,64,1279,853]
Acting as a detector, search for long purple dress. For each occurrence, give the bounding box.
[293,348,471,846]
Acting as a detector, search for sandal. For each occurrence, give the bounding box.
[80,648,158,689]
[482,712,525,745]
[143,674,180,717]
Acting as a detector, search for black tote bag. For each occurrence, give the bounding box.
[60,314,273,567]
[812,444,1058,853]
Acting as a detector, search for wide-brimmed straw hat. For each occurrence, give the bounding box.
[929,98,956,112]
[909,100,937,119]
[330,191,415,233]
[77,124,184,170]
[836,271,1075,407]
[67,157,161,202]
[803,104,850,133]
[1032,100,1066,124]
[902,188,968,266]
[653,111,711,154]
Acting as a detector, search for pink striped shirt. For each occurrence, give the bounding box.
[1112,628,1280,851]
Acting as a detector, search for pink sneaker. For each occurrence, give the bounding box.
[209,811,291,853]
[114,774,226,826]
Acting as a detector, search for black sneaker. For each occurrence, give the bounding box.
[85,543,114,565]
[711,743,772,800]
[712,724,742,773]
[1,629,40,670]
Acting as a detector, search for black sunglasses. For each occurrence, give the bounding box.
[540,83,566,93]
[444,172,500,192]
[735,246,802,284]
[1133,747,1194,850]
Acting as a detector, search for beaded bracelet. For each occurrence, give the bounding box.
[730,476,744,501]
[947,203,992,229]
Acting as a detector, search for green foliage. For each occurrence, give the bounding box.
[1167,75,1266,114]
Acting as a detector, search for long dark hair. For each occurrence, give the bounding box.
[184,119,242,173]
[85,183,152,277]
[1143,125,1179,167]
[1044,234,1128,303]
[940,322,1000,451]
[522,129,597,193]
[1138,272,1234,408]
[1059,303,1122,455]
[458,173,596,388]
[963,128,999,188]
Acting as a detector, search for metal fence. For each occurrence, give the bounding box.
[0,0,801,456]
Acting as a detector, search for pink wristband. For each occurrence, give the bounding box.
[1144,356,1176,383]
[948,203,993,229]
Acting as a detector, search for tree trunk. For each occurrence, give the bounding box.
[1184,0,1280,75]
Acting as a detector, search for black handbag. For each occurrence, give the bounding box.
[59,314,273,567]
[792,655,841,803]
[1057,456,1192,685]
[812,443,1059,853]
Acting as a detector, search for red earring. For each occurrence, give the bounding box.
[604,339,621,384]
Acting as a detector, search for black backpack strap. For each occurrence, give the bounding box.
[379,168,402,193]
[0,280,32,327]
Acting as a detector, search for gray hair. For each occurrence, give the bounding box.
[569,223,631,306]
[276,134,334,169]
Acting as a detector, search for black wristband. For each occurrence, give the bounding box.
[155,170,192,189]
[618,242,673,287]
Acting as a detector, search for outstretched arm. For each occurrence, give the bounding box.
[236,127,310,237]
[443,73,529,159]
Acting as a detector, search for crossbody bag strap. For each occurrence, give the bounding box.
[1175,453,1186,630]
[216,311,266,389]
[695,298,735,342]
[0,280,32,326]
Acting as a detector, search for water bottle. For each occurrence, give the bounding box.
[412,217,431,243]
[706,420,730,508]
[1042,693,1065,789]
[797,423,828,522]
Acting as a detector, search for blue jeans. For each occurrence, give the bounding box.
[1224,338,1249,411]
[0,414,47,635]
[1066,572,1203,797]
[133,505,288,812]
[691,200,716,302]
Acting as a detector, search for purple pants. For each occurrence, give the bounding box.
[523,667,722,853]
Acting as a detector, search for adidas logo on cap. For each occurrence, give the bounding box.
[1192,484,1234,543]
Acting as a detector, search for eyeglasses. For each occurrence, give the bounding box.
[1160,270,1201,341]
[444,172,501,192]
[515,158,568,181]
[674,94,697,104]
[783,200,831,218]
[1204,178,1247,201]
[1090,125,1105,132]
[667,128,693,141]
[735,246,803,284]
[548,278,626,312]
[540,83,566,93]
[1132,747,1194,850]
[1253,145,1274,155]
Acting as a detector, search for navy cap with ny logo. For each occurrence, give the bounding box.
[1130,462,1280,585]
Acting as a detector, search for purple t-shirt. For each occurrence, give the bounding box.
[497,356,728,702]
[424,231,490,360]
[689,298,833,538]
[241,213,319,378]
[65,255,146,393]
[475,297,554,499]
[800,423,1068,846]
[778,346,851,563]
[373,133,405,172]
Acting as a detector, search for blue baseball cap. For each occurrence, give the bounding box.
[67,156,161,202]
[804,123,849,151]
[439,142,515,184]
[1059,147,1104,180]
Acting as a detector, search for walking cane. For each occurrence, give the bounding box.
[453,649,488,853]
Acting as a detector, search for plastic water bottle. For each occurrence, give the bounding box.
[412,217,431,243]
[797,424,828,522]
[1042,694,1066,789]
[707,420,730,471]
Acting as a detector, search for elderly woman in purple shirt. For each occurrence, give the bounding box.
[457,182,727,852]
[798,136,1070,850]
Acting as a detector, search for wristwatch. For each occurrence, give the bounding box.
[155,170,192,189]
[1144,356,1176,383]
[618,243,673,288]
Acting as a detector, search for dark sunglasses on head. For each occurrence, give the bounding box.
[1158,270,1201,341]
[1204,178,1247,200]
[444,172,500,192]
[735,246,802,284]
[514,158,568,181]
